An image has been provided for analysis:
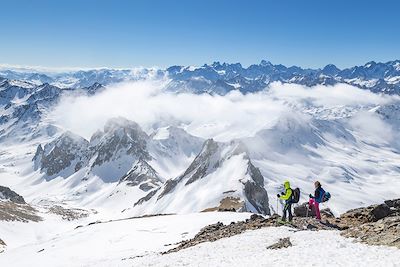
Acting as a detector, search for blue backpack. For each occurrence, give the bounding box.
[322,191,331,202]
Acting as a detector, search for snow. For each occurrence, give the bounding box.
[1,213,398,267]
[226,82,241,89]
[0,212,251,267]
[130,226,400,267]
[151,126,170,140]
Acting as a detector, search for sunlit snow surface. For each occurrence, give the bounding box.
[1,213,399,267]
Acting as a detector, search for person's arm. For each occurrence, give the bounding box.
[279,188,292,200]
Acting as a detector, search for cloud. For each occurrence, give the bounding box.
[267,82,394,107]
[48,80,399,142]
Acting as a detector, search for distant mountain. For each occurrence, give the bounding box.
[1,60,400,94]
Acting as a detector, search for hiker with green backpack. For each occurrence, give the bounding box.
[277,180,300,222]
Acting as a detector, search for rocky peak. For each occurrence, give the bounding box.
[84,82,105,95]
[321,64,340,76]
[139,139,270,215]
[119,158,163,191]
[36,131,89,177]
[90,117,150,167]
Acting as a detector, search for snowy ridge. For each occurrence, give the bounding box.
[131,139,270,215]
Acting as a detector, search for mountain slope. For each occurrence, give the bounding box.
[131,139,270,215]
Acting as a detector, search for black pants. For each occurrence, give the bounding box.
[282,202,293,222]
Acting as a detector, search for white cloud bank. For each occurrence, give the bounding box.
[48,80,398,141]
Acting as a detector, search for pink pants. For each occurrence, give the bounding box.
[309,198,321,220]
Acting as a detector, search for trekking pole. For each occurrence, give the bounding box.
[276,196,279,216]
[306,204,309,218]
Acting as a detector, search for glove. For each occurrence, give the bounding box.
[277,194,280,198]
[309,194,313,198]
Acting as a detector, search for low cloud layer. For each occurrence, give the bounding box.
[48,80,398,141]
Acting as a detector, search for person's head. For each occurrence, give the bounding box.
[283,180,291,189]
[314,181,321,188]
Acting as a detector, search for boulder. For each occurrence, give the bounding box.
[294,202,334,218]
[267,237,292,249]
[384,198,400,209]
[369,204,392,222]
[294,202,313,217]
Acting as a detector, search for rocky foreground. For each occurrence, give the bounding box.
[165,199,400,253]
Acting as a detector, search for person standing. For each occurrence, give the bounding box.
[309,181,325,220]
[277,180,293,222]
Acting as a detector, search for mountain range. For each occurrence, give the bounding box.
[2,59,400,94]
[1,60,400,221]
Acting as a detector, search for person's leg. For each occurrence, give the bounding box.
[282,203,288,221]
[314,201,321,220]
[308,198,314,208]
[308,198,315,216]
[288,203,293,222]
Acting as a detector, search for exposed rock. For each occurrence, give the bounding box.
[90,117,150,168]
[370,204,392,221]
[0,238,6,253]
[164,214,340,254]
[0,186,25,204]
[134,189,160,207]
[33,117,152,182]
[243,162,270,215]
[182,139,219,186]
[157,179,178,200]
[35,131,89,177]
[339,203,393,226]
[341,216,400,248]
[384,198,400,209]
[337,199,400,248]
[267,237,292,249]
[47,205,92,221]
[0,201,42,222]
[119,159,163,191]
[201,197,244,212]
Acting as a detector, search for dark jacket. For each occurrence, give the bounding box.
[312,185,325,203]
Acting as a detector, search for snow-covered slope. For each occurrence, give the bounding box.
[131,139,270,215]
[1,213,399,267]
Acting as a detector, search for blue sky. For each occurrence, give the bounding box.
[1,0,400,69]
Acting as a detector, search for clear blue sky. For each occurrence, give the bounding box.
[1,0,400,69]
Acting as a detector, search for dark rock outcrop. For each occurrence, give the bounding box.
[34,131,89,177]
[119,159,163,191]
[0,238,6,253]
[0,186,25,204]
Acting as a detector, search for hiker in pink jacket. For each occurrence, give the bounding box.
[308,181,325,220]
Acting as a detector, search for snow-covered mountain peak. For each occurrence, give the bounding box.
[131,138,270,215]
[34,131,89,178]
